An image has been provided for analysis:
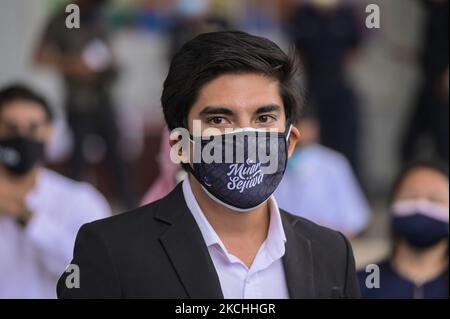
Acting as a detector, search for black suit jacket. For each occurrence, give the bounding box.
[57,183,360,299]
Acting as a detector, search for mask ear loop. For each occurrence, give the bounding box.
[281,124,293,175]
[183,136,197,172]
[285,124,293,143]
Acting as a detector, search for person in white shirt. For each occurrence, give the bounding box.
[0,84,111,298]
[275,109,370,237]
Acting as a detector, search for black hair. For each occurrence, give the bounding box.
[389,158,449,204]
[0,84,53,122]
[161,30,304,131]
[297,102,317,122]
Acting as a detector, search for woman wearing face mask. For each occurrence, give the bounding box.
[358,160,449,299]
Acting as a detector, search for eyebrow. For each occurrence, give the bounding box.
[255,104,281,114]
[199,104,282,116]
[199,106,234,116]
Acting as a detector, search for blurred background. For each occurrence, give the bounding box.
[0,0,448,279]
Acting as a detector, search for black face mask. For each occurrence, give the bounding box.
[0,136,45,176]
[187,127,292,212]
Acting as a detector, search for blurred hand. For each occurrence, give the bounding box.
[64,55,98,82]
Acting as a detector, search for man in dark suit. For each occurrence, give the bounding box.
[57,31,360,299]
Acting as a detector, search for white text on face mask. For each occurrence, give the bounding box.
[226,160,264,193]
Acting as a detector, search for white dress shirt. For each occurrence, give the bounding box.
[0,169,111,298]
[182,177,289,299]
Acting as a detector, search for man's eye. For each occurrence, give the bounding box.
[257,115,276,123]
[208,117,228,125]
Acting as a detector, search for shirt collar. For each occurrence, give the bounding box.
[182,175,287,262]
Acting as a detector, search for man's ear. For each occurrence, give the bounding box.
[169,132,192,164]
[287,126,300,159]
[169,136,184,160]
[168,138,179,149]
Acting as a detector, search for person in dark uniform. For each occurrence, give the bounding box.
[358,160,449,299]
[288,0,362,174]
[401,0,449,163]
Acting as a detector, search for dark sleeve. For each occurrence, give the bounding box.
[40,17,58,46]
[56,223,121,299]
[345,6,363,49]
[339,232,360,299]
[289,6,309,51]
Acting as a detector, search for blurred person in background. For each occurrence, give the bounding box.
[358,160,449,299]
[401,0,449,163]
[0,84,111,298]
[34,0,133,208]
[288,0,363,174]
[274,106,370,238]
[140,0,230,207]
[140,128,186,205]
[168,0,230,59]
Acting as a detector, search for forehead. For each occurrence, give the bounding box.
[195,73,283,110]
[0,99,48,123]
[398,167,449,194]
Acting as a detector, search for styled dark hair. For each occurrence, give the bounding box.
[389,158,449,203]
[0,84,53,122]
[161,31,303,130]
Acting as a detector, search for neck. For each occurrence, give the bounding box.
[188,174,270,244]
[0,166,40,192]
[392,239,449,285]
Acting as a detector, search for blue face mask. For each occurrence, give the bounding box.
[187,126,292,212]
[392,214,449,248]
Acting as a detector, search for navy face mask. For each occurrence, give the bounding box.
[187,126,292,212]
[392,200,449,249]
[0,136,44,176]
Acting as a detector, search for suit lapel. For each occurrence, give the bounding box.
[155,184,224,299]
[281,211,316,299]
[153,185,315,299]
